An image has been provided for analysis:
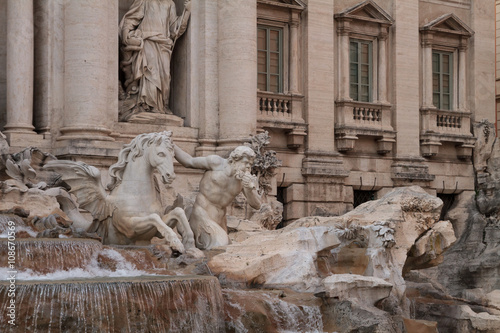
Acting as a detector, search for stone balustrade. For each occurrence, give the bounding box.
[353,106,382,123]
[336,101,392,132]
[256,91,306,149]
[420,108,471,135]
[437,114,462,129]
[258,94,292,119]
[420,108,475,159]
[334,100,395,154]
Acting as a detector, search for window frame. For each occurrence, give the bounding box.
[432,50,454,110]
[257,25,284,94]
[349,38,374,102]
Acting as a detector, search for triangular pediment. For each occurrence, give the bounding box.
[257,0,306,10]
[335,0,393,25]
[421,13,473,36]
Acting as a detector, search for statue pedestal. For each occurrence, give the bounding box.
[127,112,184,126]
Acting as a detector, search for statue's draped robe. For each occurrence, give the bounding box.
[120,0,189,114]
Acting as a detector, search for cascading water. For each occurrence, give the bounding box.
[0,239,103,274]
[0,276,225,332]
[0,236,225,332]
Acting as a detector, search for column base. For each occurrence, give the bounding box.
[195,139,218,157]
[215,138,252,156]
[57,126,114,142]
[3,124,36,134]
[4,131,51,153]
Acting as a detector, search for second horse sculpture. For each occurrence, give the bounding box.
[45,131,195,253]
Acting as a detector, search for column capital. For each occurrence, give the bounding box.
[379,31,388,41]
[459,36,469,51]
[336,17,352,36]
[290,10,300,27]
[420,31,434,48]
[379,24,389,41]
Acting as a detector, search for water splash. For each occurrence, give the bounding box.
[0,215,38,238]
[0,239,103,275]
[0,276,225,332]
[0,240,156,280]
[223,289,324,333]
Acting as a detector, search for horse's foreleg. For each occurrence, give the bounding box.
[129,214,185,253]
[162,207,196,250]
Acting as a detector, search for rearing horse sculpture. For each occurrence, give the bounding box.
[44,131,195,253]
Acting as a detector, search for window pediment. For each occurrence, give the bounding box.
[257,0,305,11]
[335,0,393,26]
[420,13,473,37]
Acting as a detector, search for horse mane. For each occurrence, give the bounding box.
[107,131,173,191]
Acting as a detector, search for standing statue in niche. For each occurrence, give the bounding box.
[174,145,263,249]
[119,0,191,121]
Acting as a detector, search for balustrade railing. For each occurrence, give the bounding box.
[258,95,291,118]
[437,114,462,129]
[353,106,381,122]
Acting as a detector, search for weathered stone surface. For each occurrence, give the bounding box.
[0,188,62,219]
[418,123,500,306]
[321,274,393,306]
[403,220,456,274]
[209,226,340,290]
[403,318,438,333]
[223,289,323,333]
[320,299,405,333]
[226,215,264,243]
[249,199,283,230]
[444,190,475,239]
[458,305,500,332]
[0,131,8,156]
[209,186,443,304]
[486,290,500,309]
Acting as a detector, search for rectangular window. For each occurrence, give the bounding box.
[432,51,453,110]
[258,26,283,93]
[350,39,372,102]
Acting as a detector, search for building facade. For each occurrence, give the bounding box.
[0,0,496,221]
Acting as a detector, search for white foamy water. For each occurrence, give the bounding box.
[0,225,38,238]
[0,247,153,281]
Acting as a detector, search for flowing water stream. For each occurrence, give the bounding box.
[0,276,225,332]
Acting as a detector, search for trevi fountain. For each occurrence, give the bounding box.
[1,0,500,332]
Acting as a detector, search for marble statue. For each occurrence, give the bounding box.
[174,145,262,249]
[44,131,196,253]
[119,0,191,121]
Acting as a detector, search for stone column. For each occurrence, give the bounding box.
[4,0,35,134]
[338,20,351,101]
[421,33,434,108]
[59,0,113,141]
[393,0,421,158]
[289,19,299,94]
[377,28,388,103]
[458,40,467,111]
[33,0,64,134]
[195,0,219,155]
[217,0,256,148]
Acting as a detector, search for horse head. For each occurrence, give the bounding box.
[147,133,175,185]
[107,131,176,191]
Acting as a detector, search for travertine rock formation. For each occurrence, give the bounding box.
[406,120,500,332]
[208,186,453,312]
